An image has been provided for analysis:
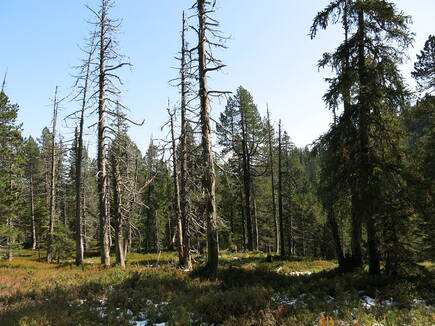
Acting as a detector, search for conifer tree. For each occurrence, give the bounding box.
[0,90,24,261]
[23,137,41,250]
[217,86,265,251]
[311,0,413,274]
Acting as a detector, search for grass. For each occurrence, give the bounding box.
[0,250,434,325]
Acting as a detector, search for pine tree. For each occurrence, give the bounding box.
[311,0,414,274]
[23,137,41,250]
[0,90,24,261]
[217,86,265,251]
[412,35,434,94]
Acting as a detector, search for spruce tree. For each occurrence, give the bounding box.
[311,0,413,274]
[0,90,24,261]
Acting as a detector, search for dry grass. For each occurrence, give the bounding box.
[0,250,433,325]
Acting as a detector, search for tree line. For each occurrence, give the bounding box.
[0,0,433,278]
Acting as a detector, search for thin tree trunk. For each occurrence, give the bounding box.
[74,44,91,265]
[278,120,285,257]
[169,109,184,264]
[112,157,125,267]
[179,11,192,270]
[252,194,259,251]
[97,5,111,267]
[240,108,253,250]
[30,173,37,250]
[239,185,247,250]
[285,142,293,256]
[47,86,58,263]
[266,107,279,254]
[198,0,218,275]
[124,222,131,259]
[82,178,87,255]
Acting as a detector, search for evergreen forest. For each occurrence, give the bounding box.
[0,1,434,325]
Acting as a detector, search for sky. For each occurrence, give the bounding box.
[1,0,434,155]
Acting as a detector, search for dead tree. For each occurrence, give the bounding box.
[110,106,144,267]
[169,11,195,269]
[266,107,279,254]
[47,86,59,263]
[110,143,125,267]
[29,169,37,250]
[87,0,132,267]
[194,0,229,276]
[278,120,285,257]
[179,11,193,270]
[71,36,95,266]
[168,108,184,264]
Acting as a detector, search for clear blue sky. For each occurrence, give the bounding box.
[1,0,434,154]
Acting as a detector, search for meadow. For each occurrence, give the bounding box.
[0,250,433,326]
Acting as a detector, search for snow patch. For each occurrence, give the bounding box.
[361,296,376,309]
[290,271,312,276]
[132,321,148,326]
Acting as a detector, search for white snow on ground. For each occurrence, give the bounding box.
[132,321,148,326]
[361,295,376,309]
[289,271,313,276]
[275,293,311,306]
[275,293,425,311]
[382,298,394,307]
[275,268,313,276]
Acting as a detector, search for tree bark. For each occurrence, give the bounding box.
[179,11,192,270]
[47,86,58,263]
[240,108,253,251]
[266,107,279,254]
[357,9,380,274]
[327,209,344,268]
[169,110,184,265]
[29,173,37,250]
[197,0,219,275]
[97,3,111,267]
[74,46,92,266]
[278,120,285,257]
[112,156,125,268]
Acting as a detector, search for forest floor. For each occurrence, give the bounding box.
[0,250,433,326]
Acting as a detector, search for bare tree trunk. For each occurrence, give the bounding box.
[6,203,13,262]
[198,0,218,275]
[74,129,85,265]
[251,194,259,251]
[240,108,253,251]
[123,222,131,259]
[239,185,248,250]
[47,86,58,263]
[82,178,87,255]
[179,11,192,270]
[97,3,111,267]
[75,41,93,266]
[278,120,285,257]
[266,107,279,254]
[112,157,125,268]
[30,173,37,250]
[284,144,294,256]
[169,109,184,264]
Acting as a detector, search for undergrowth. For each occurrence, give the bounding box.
[0,250,433,325]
